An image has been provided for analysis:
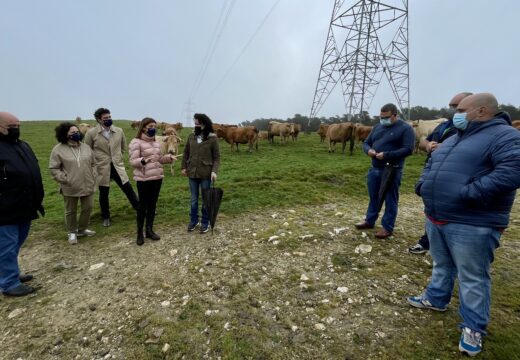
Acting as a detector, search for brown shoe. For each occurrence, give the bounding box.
[375,228,393,239]
[355,221,374,230]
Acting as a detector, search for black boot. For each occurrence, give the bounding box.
[146,226,160,241]
[136,228,144,246]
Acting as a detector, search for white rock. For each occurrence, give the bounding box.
[272,240,280,245]
[280,233,286,237]
[288,209,296,213]
[321,299,330,303]
[89,263,105,271]
[161,301,170,307]
[347,298,354,304]
[162,343,170,352]
[271,213,278,219]
[337,287,349,293]
[300,274,309,281]
[291,325,298,332]
[282,222,289,227]
[292,252,306,257]
[326,317,335,324]
[314,323,326,331]
[169,249,178,257]
[334,212,343,216]
[361,232,367,238]
[8,308,24,319]
[333,227,348,235]
[205,309,220,316]
[376,331,386,338]
[354,244,372,254]
[268,235,279,242]
[400,275,409,280]
[252,233,257,237]
[299,234,314,240]
[322,223,329,226]
[224,322,231,331]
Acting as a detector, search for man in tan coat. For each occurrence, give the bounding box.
[84,108,139,227]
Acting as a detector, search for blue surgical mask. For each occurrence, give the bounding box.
[103,119,113,127]
[69,132,81,142]
[380,117,392,126]
[453,113,468,130]
[146,128,156,137]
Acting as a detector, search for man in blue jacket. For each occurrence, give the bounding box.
[407,93,520,356]
[0,112,45,297]
[355,103,415,239]
[408,92,472,254]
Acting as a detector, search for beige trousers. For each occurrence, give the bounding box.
[63,194,94,233]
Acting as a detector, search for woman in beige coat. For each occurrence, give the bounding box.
[49,122,97,244]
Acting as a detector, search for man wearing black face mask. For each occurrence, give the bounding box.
[84,108,139,227]
[408,92,472,255]
[0,112,45,297]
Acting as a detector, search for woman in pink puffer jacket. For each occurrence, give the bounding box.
[129,117,175,246]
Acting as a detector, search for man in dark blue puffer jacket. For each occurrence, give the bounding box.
[407,93,520,356]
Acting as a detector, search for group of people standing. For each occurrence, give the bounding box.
[0,109,220,297]
[2,92,520,356]
[354,92,520,356]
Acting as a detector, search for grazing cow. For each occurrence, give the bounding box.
[78,123,92,136]
[268,121,292,143]
[408,119,447,153]
[290,123,301,141]
[75,116,82,123]
[172,122,183,131]
[351,124,373,153]
[131,121,141,129]
[317,124,329,143]
[326,122,355,154]
[258,130,269,140]
[216,126,259,152]
[512,120,520,130]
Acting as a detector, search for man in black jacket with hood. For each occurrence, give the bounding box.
[0,112,44,296]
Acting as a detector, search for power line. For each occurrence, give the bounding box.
[209,0,282,96]
[190,0,237,101]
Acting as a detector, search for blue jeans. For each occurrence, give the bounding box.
[0,222,31,292]
[365,166,402,232]
[189,178,211,226]
[424,219,500,335]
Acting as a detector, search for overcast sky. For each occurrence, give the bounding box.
[1,0,519,124]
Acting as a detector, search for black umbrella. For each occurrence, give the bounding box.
[202,184,224,234]
[377,163,399,213]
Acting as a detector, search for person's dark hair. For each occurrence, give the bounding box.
[55,122,80,144]
[380,103,398,116]
[94,108,110,120]
[135,117,156,138]
[194,113,214,140]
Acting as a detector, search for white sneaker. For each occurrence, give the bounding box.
[78,229,96,237]
[68,233,78,244]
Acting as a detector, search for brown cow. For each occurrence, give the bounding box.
[258,130,269,140]
[156,134,181,175]
[352,124,373,153]
[512,120,520,130]
[78,123,92,136]
[131,121,141,129]
[326,122,354,154]
[317,124,329,143]
[290,123,301,141]
[216,126,259,152]
[268,121,292,143]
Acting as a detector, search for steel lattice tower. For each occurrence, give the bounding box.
[310,0,409,120]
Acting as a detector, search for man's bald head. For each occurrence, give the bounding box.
[0,112,20,135]
[449,92,473,108]
[457,93,498,122]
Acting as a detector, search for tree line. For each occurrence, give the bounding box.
[239,104,520,132]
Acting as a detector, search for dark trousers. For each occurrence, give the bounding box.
[136,179,162,230]
[418,232,430,249]
[99,163,139,220]
[365,166,403,232]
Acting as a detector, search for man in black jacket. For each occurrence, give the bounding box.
[0,112,45,297]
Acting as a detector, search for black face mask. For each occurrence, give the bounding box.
[0,128,20,142]
[194,126,202,136]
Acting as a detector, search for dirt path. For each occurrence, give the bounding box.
[2,195,519,359]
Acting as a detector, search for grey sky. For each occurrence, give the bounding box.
[1,0,519,124]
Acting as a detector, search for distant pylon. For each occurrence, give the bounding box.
[182,100,194,128]
[310,0,409,121]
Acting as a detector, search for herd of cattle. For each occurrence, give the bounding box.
[75,118,520,162]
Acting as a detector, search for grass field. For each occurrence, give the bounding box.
[1,120,519,360]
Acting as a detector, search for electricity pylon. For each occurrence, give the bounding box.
[310,0,409,120]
